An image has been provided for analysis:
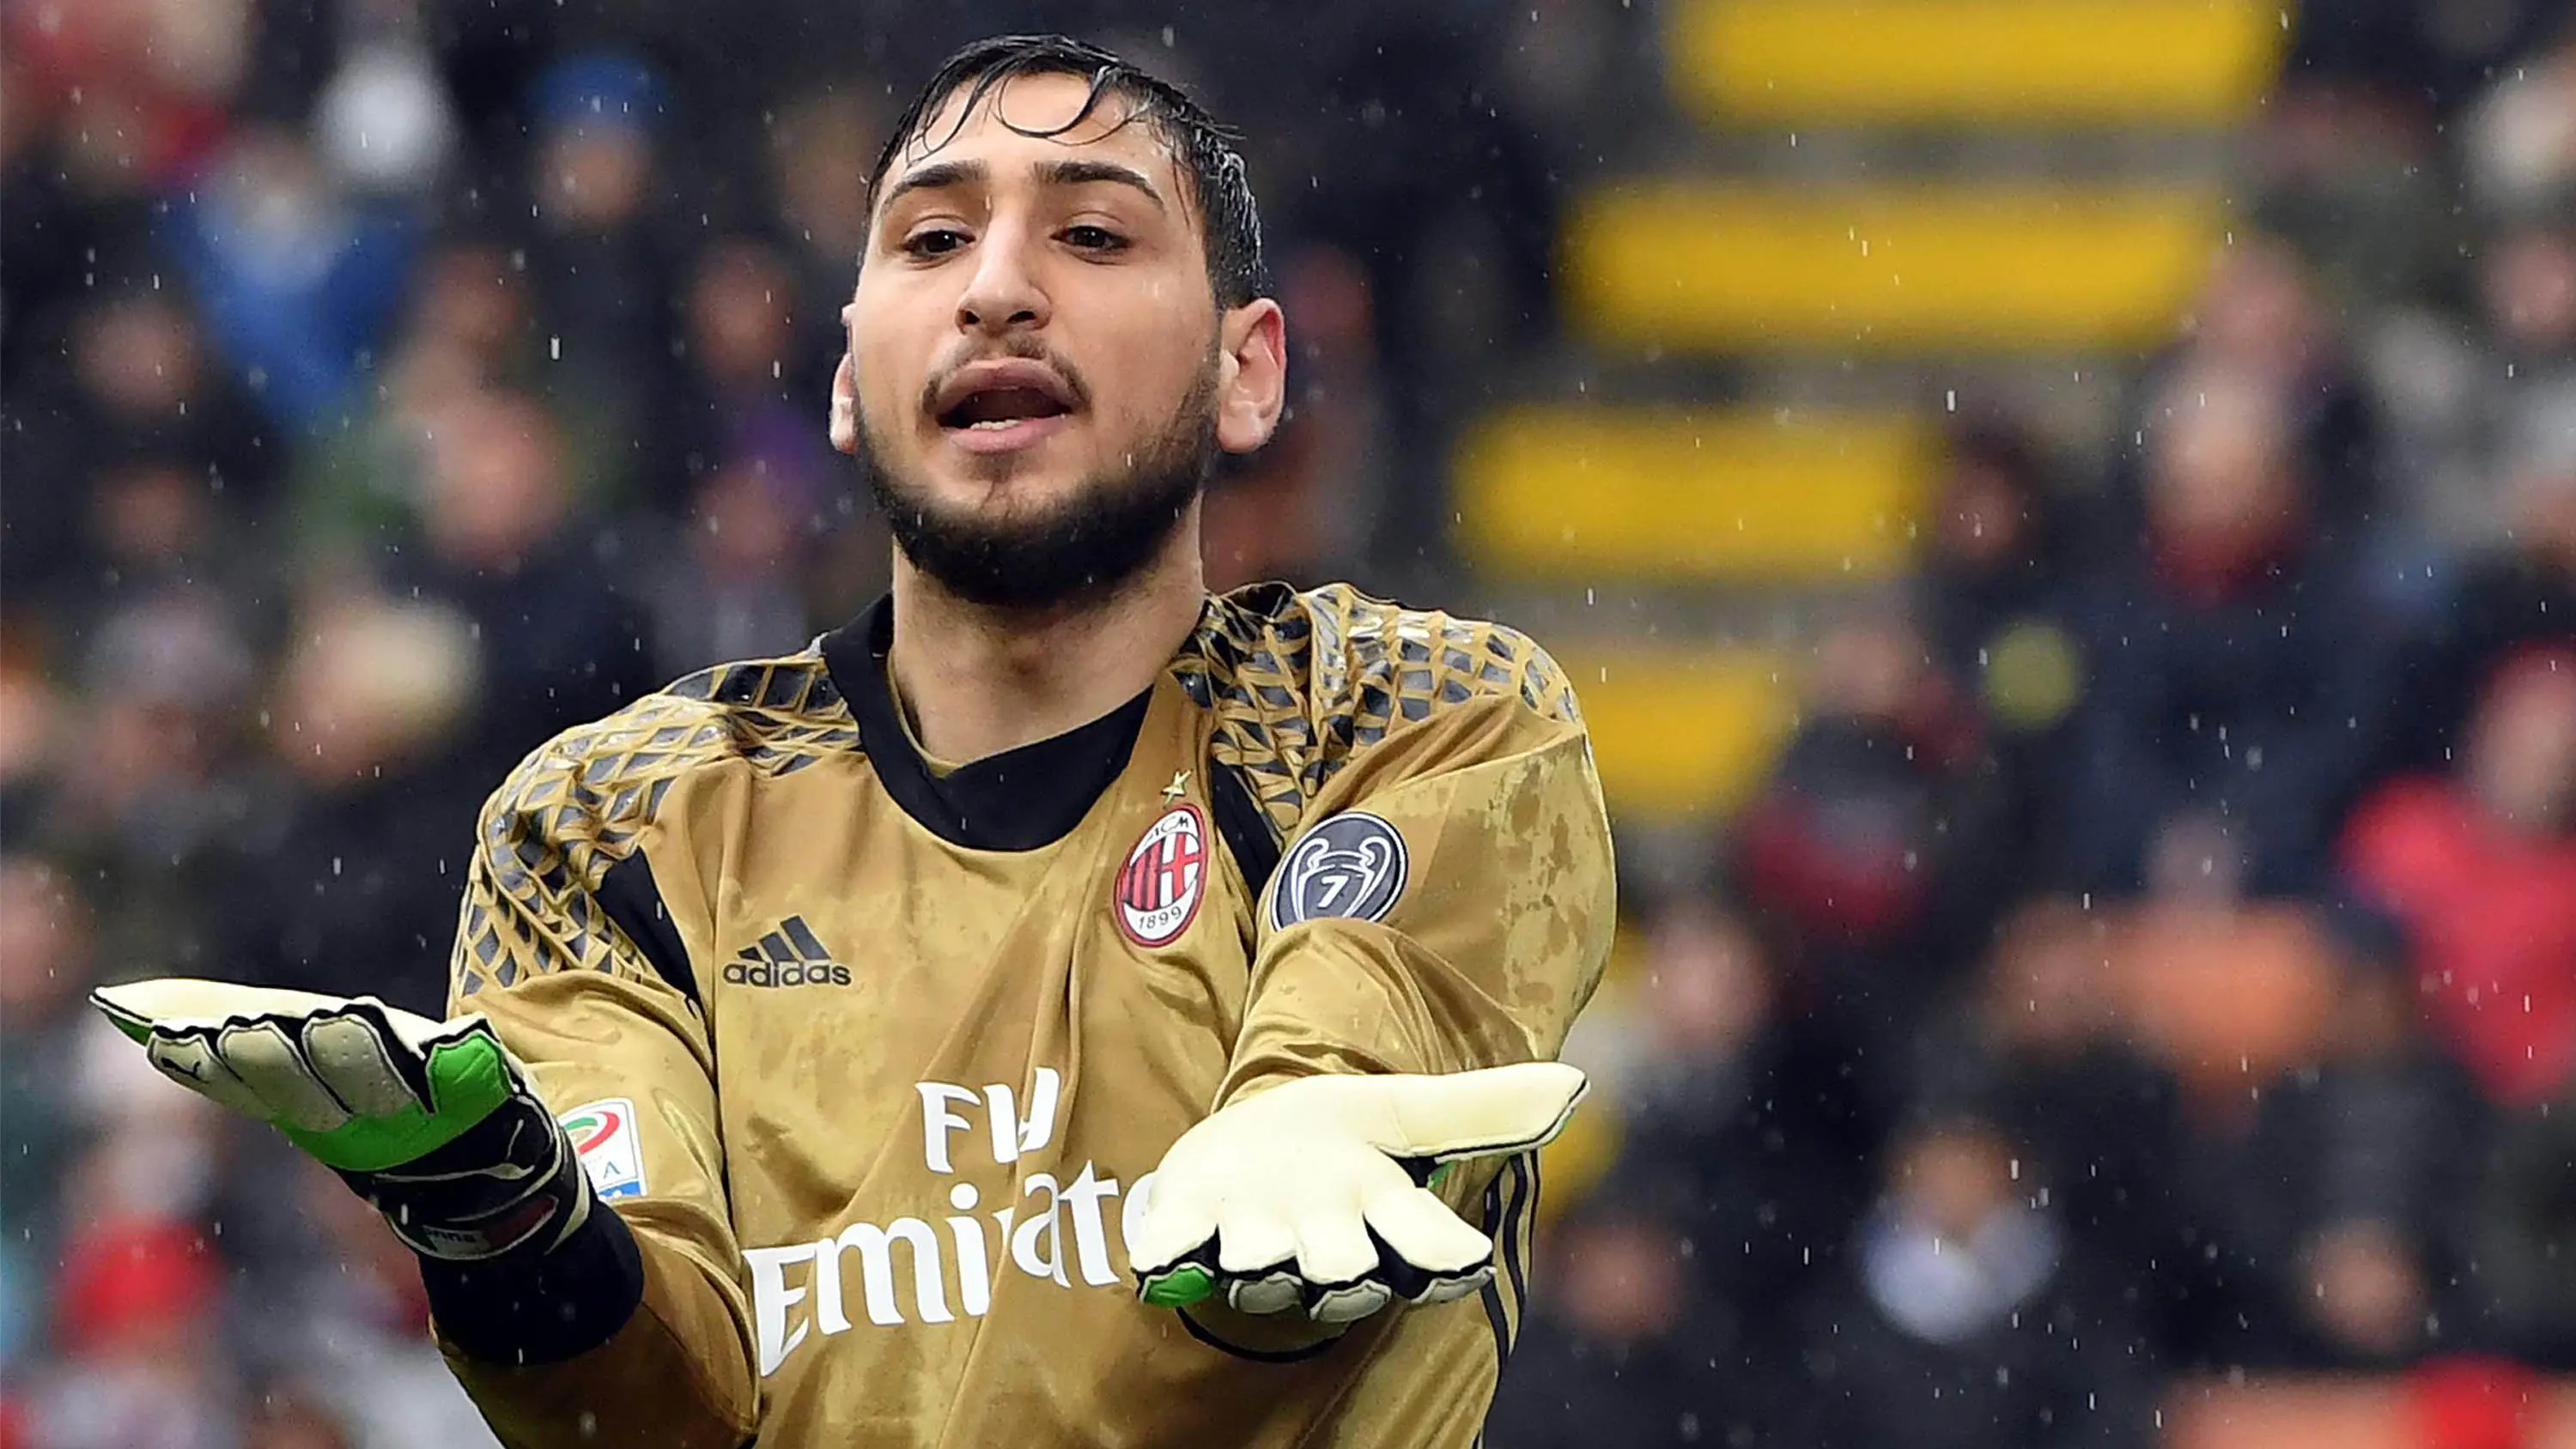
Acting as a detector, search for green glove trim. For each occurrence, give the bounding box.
[1142,1264,1218,1309]
[278,1029,516,1173]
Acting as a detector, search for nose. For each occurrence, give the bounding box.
[955,221,1050,336]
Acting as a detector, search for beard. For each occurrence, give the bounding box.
[860,351,1219,612]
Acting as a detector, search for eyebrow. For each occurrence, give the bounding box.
[878,159,984,214]
[1036,159,1166,212]
[876,156,1169,216]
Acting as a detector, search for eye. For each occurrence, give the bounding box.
[1062,224,1127,253]
[902,227,970,259]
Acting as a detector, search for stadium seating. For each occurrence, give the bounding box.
[1667,0,2284,127]
[1546,645,1796,824]
[1564,184,2226,353]
[1456,0,2281,821]
[1455,405,1930,582]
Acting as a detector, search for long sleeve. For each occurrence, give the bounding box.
[1218,683,1616,1104]
[428,716,761,1449]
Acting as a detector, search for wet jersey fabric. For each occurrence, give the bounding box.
[429,581,1617,1449]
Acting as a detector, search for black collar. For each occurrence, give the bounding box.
[819,596,1151,851]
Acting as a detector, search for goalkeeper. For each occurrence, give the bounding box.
[96,32,1613,1449]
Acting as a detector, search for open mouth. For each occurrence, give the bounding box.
[930,359,1082,452]
[938,386,1074,432]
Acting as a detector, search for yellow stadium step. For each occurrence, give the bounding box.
[1554,644,1798,823]
[1566,183,2223,352]
[1456,405,1932,583]
[1671,0,2284,127]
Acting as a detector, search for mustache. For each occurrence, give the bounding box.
[916,338,1093,417]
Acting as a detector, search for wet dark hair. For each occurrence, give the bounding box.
[866,34,1268,308]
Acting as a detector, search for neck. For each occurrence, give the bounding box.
[884,530,1206,764]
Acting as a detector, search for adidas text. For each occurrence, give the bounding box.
[724,961,852,987]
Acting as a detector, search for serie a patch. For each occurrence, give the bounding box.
[559,1097,646,1200]
[1267,811,1409,930]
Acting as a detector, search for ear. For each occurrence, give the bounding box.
[1213,299,1286,456]
[829,352,860,456]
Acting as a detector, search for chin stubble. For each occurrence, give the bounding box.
[860,358,1221,611]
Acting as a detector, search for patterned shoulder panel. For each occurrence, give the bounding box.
[1171,582,1582,835]
[453,652,856,996]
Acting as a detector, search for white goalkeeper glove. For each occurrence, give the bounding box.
[1129,1062,1586,1324]
[90,979,592,1262]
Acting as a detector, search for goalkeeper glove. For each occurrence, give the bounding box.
[1129,1061,1585,1324]
[90,979,592,1262]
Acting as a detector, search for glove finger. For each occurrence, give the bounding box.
[1287,1200,1380,1288]
[304,1008,425,1118]
[1368,1062,1588,1162]
[216,1020,352,1132]
[1309,1278,1394,1324]
[1413,1267,1493,1307]
[141,1033,270,1119]
[1363,1184,1494,1279]
[1126,1177,1221,1276]
[1225,1270,1305,1316]
[1214,1205,1300,1277]
[1137,1252,1220,1309]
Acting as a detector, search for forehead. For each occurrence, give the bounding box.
[890,70,1183,191]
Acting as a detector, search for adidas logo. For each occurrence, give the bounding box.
[723,916,852,987]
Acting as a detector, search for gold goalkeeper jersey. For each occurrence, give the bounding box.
[432,581,1615,1449]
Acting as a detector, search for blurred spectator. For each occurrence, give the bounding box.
[2097,822,2350,1366]
[33,591,264,977]
[289,233,557,560]
[1912,418,2090,893]
[1917,420,2078,702]
[1734,606,2010,1032]
[160,125,418,432]
[1,288,278,622]
[1914,899,2199,1355]
[312,39,457,201]
[2473,1085,2576,1367]
[0,859,96,1264]
[0,630,64,826]
[2111,815,2342,1119]
[2343,646,2576,1108]
[521,52,688,514]
[764,84,879,373]
[2480,224,2576,382]
[222,1156,496,1449]
[1602,894,1885,1349]
[1786,1116,2154,1449]
[648,462,817,679]
[214,595,486,1014]
[2179,239,2389,541]
[669,237,840,526]
[1485,1171,1760,1449]
[24,1219,233,1449]
[393,388,658,777]
[2064,363,2403,893]
[2231,935,2488,1369]
[2461,34,2576,222]
[2388,392,2576,771]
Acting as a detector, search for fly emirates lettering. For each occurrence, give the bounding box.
[740,1070,1170,1375]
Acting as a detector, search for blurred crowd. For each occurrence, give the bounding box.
[2,0,2573,1446]
[1492,8,2576,1447]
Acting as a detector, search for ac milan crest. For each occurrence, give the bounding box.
[1117,803,1209,947]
